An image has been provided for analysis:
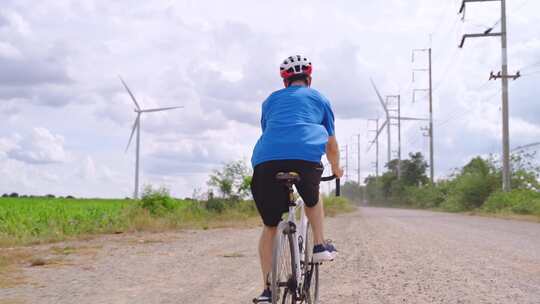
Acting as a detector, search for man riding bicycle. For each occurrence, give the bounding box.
[251,55,343,303]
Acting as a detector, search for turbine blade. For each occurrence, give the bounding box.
[511,142,540,152]
[370,78,389,114]
[366,141,375,153]
[140,106,184,113]
[119,76,141,110]
[377,120,388,136]
[125,114,140,152]
[366,120,388,153]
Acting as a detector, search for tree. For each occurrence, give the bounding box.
[207,160,252,199]
[401,152,429,186]
[442,156,500,210]
[364,152,429,206]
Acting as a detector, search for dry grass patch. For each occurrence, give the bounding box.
[0,249,33,288]
[49,245,102,257]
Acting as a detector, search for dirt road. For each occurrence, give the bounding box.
[2,207,540,303]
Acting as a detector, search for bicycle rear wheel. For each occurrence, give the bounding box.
[303,223,319,304]
[271,224,297,304]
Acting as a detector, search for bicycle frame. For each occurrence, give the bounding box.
[271,174,339,303]
[276,185,309,291]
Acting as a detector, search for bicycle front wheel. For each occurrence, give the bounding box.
[303,222,319,304]
[271,224,297,304]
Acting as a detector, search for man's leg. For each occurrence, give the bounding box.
[304,194,325,245]
[259,225,277,289]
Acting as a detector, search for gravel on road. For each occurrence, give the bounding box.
[1,207,539,304]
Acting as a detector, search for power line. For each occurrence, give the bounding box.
[437,88,502,129]
[520,61,540,70]
[432,48,462,92]
[510,0,531,14]
[431,0,455,35]
[521,70,540,77]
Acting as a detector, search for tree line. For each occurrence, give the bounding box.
[339,151,540,216]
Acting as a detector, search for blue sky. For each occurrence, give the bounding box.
[0,0,539,198]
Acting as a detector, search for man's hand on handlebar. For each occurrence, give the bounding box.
[331,166,344,179]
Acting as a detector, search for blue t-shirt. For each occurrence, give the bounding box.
[251,85,335,167]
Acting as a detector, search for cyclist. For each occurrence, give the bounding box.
[251,55,343,302]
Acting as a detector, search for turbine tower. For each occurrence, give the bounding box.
[120,77,183,199]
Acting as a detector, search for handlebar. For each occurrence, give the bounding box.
[320,175,341,197]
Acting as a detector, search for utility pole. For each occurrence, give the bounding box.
[357,134,361,185]
[345,144,349,182]
[458,0,520,192]
[412,48,435,183]
[429,48,434,184]
[397,96,401,173]
[367,119,380,177]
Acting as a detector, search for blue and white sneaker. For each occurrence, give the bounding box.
[312,241,338,263]
[253,289,271,303]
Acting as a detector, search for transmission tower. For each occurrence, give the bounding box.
[412,48,435,183]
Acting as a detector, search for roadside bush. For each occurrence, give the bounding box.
[439,194,467,212]
[140,186,176,215]
[483,189,540,215]
[512,199,540,215]
[406,184,445,209]
[324,196,356,216]
[482,191,512,212]
[452,172,495,210]
[205,198,227,213]
[438,157,499,212]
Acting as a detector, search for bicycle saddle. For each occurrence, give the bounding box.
[275,172,301,183]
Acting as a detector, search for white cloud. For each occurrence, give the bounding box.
[7,127,70,164]
[0,0,538,197]
[0,41,21,59]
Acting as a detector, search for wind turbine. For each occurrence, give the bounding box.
[370,78,392,164]
[119,76,183,199]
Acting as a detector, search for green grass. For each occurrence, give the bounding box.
[0,196,355,247]
[0,197,134,246]
[323,195,356,216]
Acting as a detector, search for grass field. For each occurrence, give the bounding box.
[0,197,135,246]
[0,195,354,247]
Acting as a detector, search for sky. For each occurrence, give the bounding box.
[1,0,539,198]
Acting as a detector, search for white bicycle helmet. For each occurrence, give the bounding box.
[280,55,313,80]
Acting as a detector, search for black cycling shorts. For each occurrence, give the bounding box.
[251,160,324,227]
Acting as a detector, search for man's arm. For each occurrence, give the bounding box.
[326,136,343,178]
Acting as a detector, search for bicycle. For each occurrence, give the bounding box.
[269,172,340,304]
